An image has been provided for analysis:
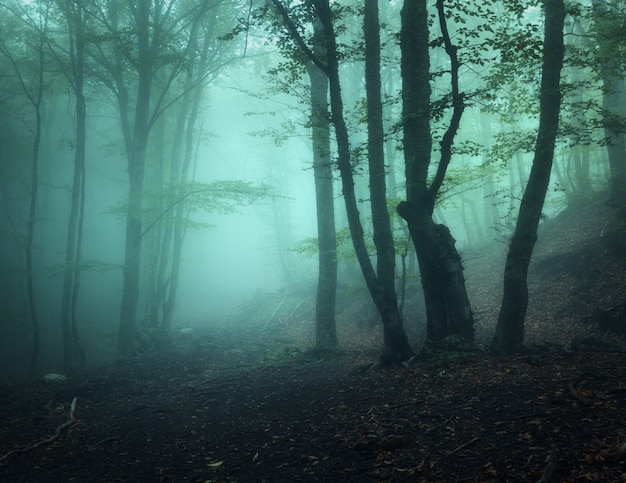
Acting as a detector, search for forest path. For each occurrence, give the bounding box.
[1,332,625,482]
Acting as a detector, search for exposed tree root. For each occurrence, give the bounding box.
[0,397,77,464]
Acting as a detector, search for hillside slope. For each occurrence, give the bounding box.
[466,191,626,347]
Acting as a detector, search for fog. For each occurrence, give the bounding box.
[0,54,325,378]
[0,0,618,382]
[170,82,318,321]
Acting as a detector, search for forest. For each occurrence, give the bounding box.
[1,0,626,481]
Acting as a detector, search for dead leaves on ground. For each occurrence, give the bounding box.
[1,349,626,482]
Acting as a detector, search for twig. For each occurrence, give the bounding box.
[385,399,425,410]
[0,397,77,463]
[536,448,559,483]
[263,297,287,330]
[568,373,593,407]
[88,436,119,451]
[426,414,455,434]
[447,436,480,457]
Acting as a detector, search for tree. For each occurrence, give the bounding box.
[363,0,410,361]
[491,0,566,354]
[397,0,474,343]
[271,0,413,363]
[306,19,338,352]
[56,0,88,371]
[0,0,52,377]
[84,0,235,356]
[144,4,241,333]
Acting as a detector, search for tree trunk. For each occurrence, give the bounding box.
[60,1,87,371]
[272,0,413,362]
[118,0,152,357]
[17,19,49,379]
[26,94,42,379]
[399,0,473,343]
[307,25,338,351]
[316,0,413,362]
[491,0,566,354]
[364,0,410,360]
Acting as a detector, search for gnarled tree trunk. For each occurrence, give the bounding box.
[398,0,474,343]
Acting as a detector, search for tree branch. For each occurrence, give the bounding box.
[269,0,328,75]
[428,0,465,202]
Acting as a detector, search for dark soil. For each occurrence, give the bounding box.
[1,340,626,482]
[2,194,626,482]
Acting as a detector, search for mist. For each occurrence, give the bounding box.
[2,1,626,481]
[0,0,620,381]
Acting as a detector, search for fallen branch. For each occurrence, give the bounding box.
[385,399,425,410]
[263,297,287,330]
[537,448,559,483]
[426,414,455,434]
[447,436,480,456]
[0,397,77,464]
[568,383,592,406]
[285,300,305,323]
[88,435,120,451]
[568,373,593,407]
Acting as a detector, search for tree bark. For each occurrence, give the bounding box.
[272,0,413,362]
[399,0,474,343]
[117,0,152,357]
[364,0,411,360]
[491,0,566,354]
[318,0,412,363]
[307,21,338,351]
[60,0,87,371]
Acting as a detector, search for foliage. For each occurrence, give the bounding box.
[45,260,121,278]
[291,224,372,262]
[105,180,272,232]
[293,192,416,263]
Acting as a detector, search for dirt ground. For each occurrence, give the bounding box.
[2,195,626,482]
[1,330,626,482]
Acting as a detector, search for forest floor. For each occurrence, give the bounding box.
[2,193,626,482]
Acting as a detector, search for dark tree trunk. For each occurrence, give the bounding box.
[26,84,42,380]
[15,19,49,379]
[491,0,566,354]
[319,0,411,363]
[307,24,338,351]
[364,0,410,360]
[60,0,87,371]
[118,0,152,357]
[398,0,473,343]
[161,38,207,331]
[272,0,413,362]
